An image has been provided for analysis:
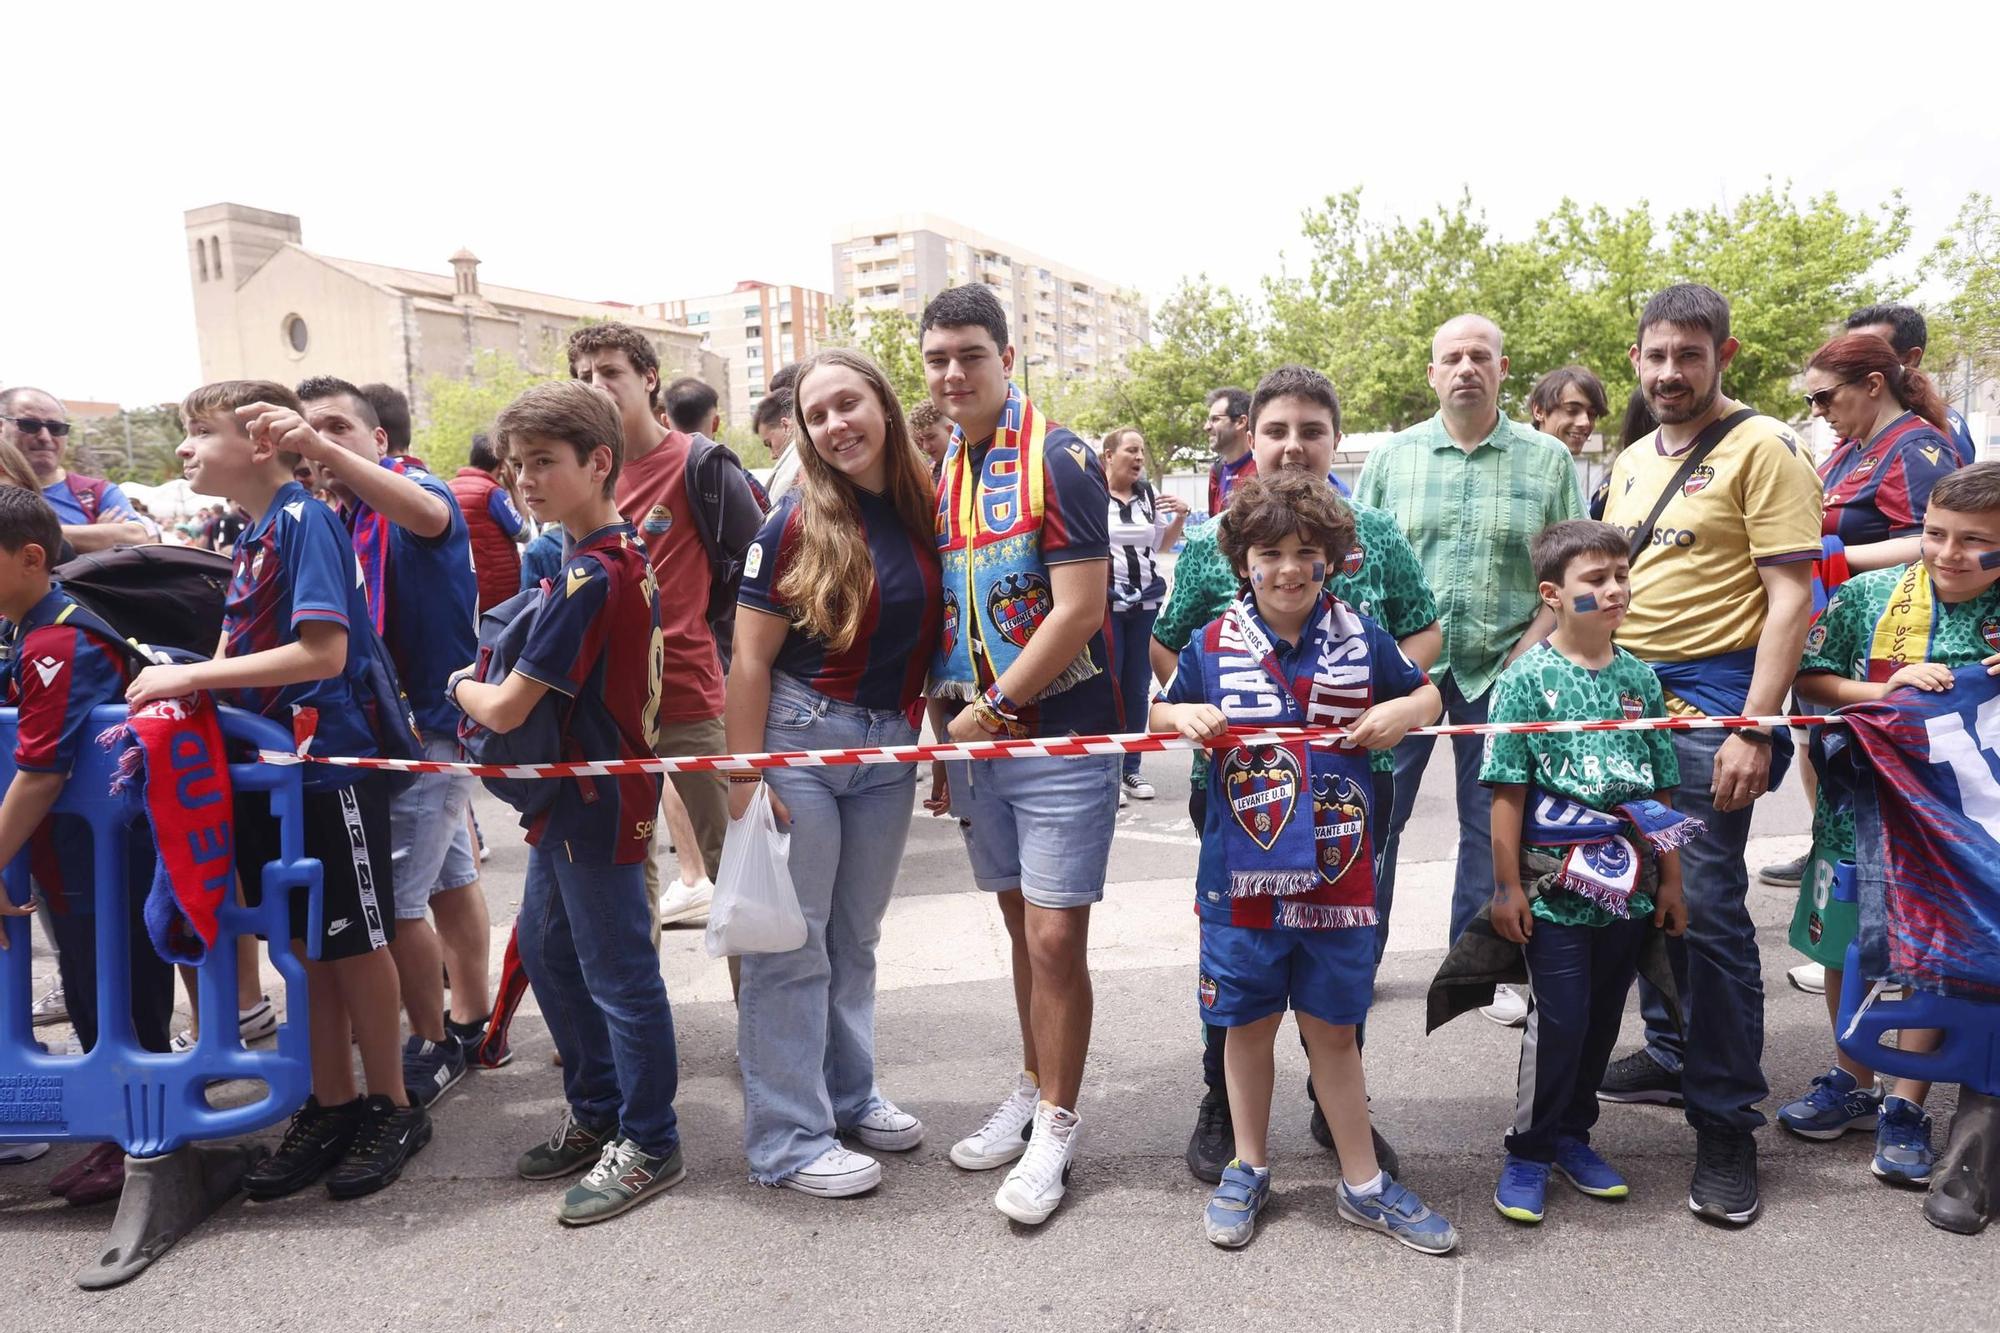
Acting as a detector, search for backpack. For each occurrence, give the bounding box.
[683,434,766,673]
[55,544,232,659]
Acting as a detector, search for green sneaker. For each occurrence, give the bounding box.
[558,1137,685,1226]
[516,1110,618,1181]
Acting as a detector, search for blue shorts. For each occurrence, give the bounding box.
[389,733,479,920]
[950,752,1119,909]
[1198,919,1376,1028]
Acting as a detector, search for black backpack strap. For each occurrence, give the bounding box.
[46,598,160,675]
[1626,407,1757,565]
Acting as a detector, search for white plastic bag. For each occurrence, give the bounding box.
[704,784,807,957]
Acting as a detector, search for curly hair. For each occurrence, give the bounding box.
[1217,470,1355,578]
[566,322,663,408]
[907,399,944,437]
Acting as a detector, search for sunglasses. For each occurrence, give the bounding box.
[2,415,70,438]
[1802,380,1856,412]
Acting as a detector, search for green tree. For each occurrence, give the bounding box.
[1083,278,1264,478]
[75,405,186,487]
[860,308,929,416]
[1922,191,2000,398]
[411,338,566,475]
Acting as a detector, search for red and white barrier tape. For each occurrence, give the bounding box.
[255,714,1842,781]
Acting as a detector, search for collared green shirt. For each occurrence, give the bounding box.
[1355,413,1584,700]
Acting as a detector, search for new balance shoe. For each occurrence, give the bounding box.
[950,1071,1039,1170]
[402,1033,468,1108]
[1481,983,1530,1028]
[30,981,67,1027]
[781,1145,881,1198]
[326,1096,431,1200]
[1204,1159,1270,1247]
[517,1109,619,1181]
[1336,1175,1458,1254]
[1786,962,1827,995]
[1552,1137,1629,1198]
[1757,853,1808,888]
[1493,1155,1548,1222]
[1872,1096,1934,1185]
[245,1096,364,1200]
[846,1101,924,1152]
[559,1137,685,1225]
[1187,1089,1235,1184]
[1689,1128,1760,1226]
[994,1102,1080,1225]
[1777,1066,1880,1140]
[0,1142,50,1166]
[1122,773,1156,801]
[657,875,714,927]
[1598,1049,1684,1106]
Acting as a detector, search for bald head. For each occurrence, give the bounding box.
[1426,314,1508,426]
[1431,314,1503,361]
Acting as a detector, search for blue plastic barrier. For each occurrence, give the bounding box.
[1832,860,2000,1097]
[0,705,318,1156]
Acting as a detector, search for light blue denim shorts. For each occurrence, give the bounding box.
[389,733,479,919]
[951,752,1119,908]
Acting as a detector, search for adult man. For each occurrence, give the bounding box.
[754,391,799,504]
[1527,365,1609,456]
[1204,387,1256,514]
[360,383,421,469]
[295,375,492,1102]
[1597,284,1821,1227]
[662,376,721,439]
[1844,304,1979,465]
[568,323,754,906]
[450,433,528,614]
[1355,314,1584,1027]
[924,284,1118,1225]
[0,387,148,553]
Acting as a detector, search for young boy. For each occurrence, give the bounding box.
[1777,461,2000,1184]
[1481,519,1693,1225]
[294,375,489,1105]
[1151,469,1454,1254]
[0,487,176,1203]
[451,380,683,1227]
[128,380,427,1201]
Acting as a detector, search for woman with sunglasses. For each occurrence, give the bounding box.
[723,347,942,1199]
[1806,332,1962,582]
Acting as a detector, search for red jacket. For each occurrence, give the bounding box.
[449,467,524,613]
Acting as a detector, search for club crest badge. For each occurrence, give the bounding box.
[1312,772,1369,886]
[250,550,266,582]
[940,589,960,660]
[1619,690,1644,720]
[986,572,1053,649]
[1982,616,2000,653]
[1682,465,1716,496]
[1221,745,1302,852]
[1198,974,1218,1009]
[1848,456,1877,481]
[1342,546,1364,577]
[1581,835,1634,880]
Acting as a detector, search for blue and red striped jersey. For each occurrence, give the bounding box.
[513,523,664,864]
[1820,412,1960,547]
[738,488,941,723]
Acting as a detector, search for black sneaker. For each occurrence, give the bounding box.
[1187,1090,1234,1184]
[1307,1097,1403,1179]
[1598,1049,1685,1106]
[447,1015,511,1069]
[1689,1128,1760,1226]
[325,1095,433,1200]
[403,1033,468,1107]
[245,1096,364,1200]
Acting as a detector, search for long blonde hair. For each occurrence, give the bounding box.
[0,438,39,492]
[775,349,937,654]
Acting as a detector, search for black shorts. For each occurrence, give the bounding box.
[235,778,396,962]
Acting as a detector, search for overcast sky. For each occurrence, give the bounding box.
[6,0,1996,406]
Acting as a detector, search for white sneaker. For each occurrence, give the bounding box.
[658,876,714,926]
[847,1100,924,1152]
[994,1101,1081,1225]
[238,995,278,1042]
[950,1071,1040,1170]
[780,1145,881,1198]
[1122,773,1156,800]
[0,1142,50,1165]
[30,982,67,1028]
[1787,962,1827,995]
[1480,983,1530,1028]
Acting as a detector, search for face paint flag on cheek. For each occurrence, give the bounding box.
[1311,561,1326,585]
[1979,550,2000,572]
[1574,593,1599,612]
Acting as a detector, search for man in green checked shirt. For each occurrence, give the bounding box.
[1354,315,1585,995]
[1151,366,1441,1185]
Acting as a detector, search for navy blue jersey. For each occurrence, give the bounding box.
[222,481,381,778]
[513,523,664,864]
[341,466,478,736]
[738,489,941,722]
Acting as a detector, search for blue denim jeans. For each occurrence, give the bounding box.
[739,675,919,1182]
[1637,729,1768,1133]
[1377,673,1494,947]
[518,847,681,1156]
[1110,605,1159,777]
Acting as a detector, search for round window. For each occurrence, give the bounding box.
[284,315,309,355]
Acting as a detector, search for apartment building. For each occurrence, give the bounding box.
[639,281,830,425]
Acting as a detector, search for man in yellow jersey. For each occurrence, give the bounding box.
[1596,284,1821,1227]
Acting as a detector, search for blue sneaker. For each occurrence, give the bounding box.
[1777,1067,1880,1140]
[1204,1159,1271,1248]
[1336,1175,1458,1254]
[1872,1096,1934,1185]
[1493,1155,1548,1222]
[1552,1137,1629,1199]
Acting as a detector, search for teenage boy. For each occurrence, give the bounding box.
[0,487,175,1204]
[452,380,683,1226]
[924,283,1118,1225]
[129,380,427,1201]
[1775,462,2000,1185]
[294,377,489,1105]
[1150,365,1441,1182]
[1152,470,1454,1254]
[1482,519,1695,1225]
